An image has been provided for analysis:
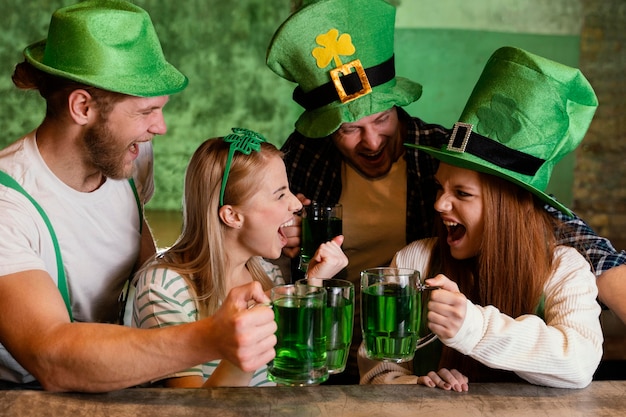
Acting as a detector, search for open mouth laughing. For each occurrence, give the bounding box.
[443,220,466,243]
[278,218,295,246]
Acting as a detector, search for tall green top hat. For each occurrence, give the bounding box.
[406,46,598,216]
[23,0,188,97]
[266,0,422,138]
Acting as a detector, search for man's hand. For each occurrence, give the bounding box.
[597,264,626,325]
[209,282,277,372]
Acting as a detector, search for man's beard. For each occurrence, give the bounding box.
[83,121,132,180]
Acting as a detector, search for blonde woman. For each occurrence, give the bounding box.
[133,129,347,387]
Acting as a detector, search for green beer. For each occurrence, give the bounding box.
[268,296,328,385]
[324,295,354,373]
[361,283,419,362]
[301,216,343,266]
[296,278,355,375]
[299,203,342,271]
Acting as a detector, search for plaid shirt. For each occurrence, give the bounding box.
[281,107,448,244]
[548,205,626,275]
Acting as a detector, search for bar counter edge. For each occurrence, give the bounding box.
[1,380,625,417]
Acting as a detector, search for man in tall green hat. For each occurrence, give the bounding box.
[0,0,277,392]
[267,0,626,383]
[267,0,447,383]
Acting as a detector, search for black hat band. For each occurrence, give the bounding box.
[293,56,396,111]
[448,122,545,176]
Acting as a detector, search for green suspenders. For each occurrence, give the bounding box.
[129,178,143,234]
[0,171,143,322]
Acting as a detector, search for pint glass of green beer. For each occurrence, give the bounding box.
[299,202,342,272]
[361,267,436,363]
[268,284,328,385]
[297,278,354,374]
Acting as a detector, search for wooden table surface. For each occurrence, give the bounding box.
[1,381,625,416]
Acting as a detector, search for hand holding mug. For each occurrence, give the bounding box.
[424,274,467,340]
[210,282,277,372]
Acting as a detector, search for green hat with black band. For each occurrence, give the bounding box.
[266,0,422,138]
[406,46,598,216]
[23,0,188,97]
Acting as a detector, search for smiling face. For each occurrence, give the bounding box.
[331,107,404,179]
[234,155,303,260]
[83,95,169,179]
[434,162,485,260]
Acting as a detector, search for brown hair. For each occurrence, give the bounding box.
[142,138,282,317]
[12,60,126,119]
[433,172,558,381]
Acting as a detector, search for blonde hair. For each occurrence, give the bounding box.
[142,137,283,317]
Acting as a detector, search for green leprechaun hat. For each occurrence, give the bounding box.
[266,0,422,138]
[24,0,188,97]
[406,46,598,216]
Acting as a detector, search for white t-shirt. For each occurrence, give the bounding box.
[0,131,153,383]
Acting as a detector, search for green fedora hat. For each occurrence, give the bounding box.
[266,0,422,138]
[24,0,188,97]
[406,46,598,216]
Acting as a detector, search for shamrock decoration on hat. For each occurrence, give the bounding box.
[267,0,422,138]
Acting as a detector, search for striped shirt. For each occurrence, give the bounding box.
[132,258,284,387]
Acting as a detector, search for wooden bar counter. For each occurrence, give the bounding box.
[1,381,625,416]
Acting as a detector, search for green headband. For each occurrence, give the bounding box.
[219,128,267,207]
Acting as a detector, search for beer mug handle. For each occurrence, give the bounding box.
[415,284,439,350]
[415,332,438,350]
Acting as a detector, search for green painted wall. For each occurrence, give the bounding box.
[0,0,583,211]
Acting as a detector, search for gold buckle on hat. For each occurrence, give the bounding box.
[330,59,372,103]
[447,122,473,153]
